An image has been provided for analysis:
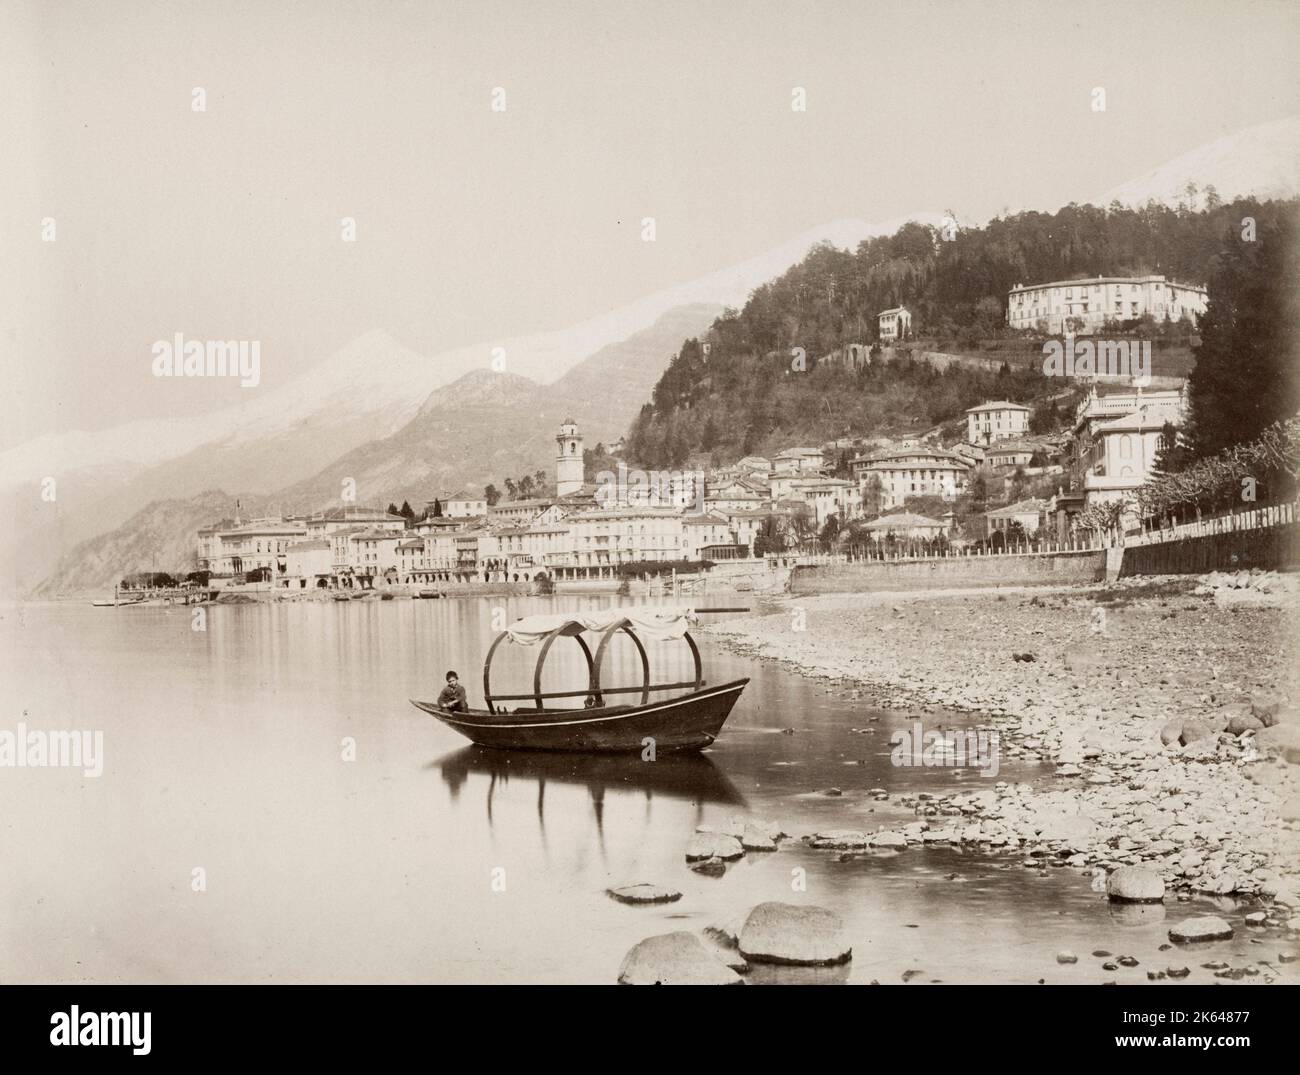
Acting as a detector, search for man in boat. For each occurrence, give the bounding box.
[436,670,469,713]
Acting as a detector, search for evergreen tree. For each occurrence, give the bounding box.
[1187,213,1299,458]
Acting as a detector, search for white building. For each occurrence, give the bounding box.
[207,519,308,578]
[771,447,825,477]
[965,401,1031,445]
[348,529,405,583]
[565,508,684,568]
[1071,384,1188,509]
[853,448,970,509]
[878,306,911,341]
[283,538,333,588]
[1007,275,1208,335]
[427,491,487,519]
[680,514,744,561]
[556,418,584,497]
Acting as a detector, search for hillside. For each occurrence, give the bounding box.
[626,197,1300,468]
[34,491,269,597]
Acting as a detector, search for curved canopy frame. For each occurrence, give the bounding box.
[482,618,704,714]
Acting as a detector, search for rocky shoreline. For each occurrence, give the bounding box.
[699,573,1300,910]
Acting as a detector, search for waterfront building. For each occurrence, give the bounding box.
[283,539,333,588]
[564,508,684,569]
[395,538,427,581]
[208,518,308,578]
[348,529,405,583]
[1007,275,1208,335]
[680,514,746,561]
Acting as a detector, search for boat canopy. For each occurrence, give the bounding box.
[505,606,699,646]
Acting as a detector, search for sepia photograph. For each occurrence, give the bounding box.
[1,0,1298,1052]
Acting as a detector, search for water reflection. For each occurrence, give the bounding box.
[436,745,746,842]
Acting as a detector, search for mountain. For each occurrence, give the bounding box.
[33,490,268,597]
[1098,116,1300,208]
[271,303,725,513]
[30,304,722,595]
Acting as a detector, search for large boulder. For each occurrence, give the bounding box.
[1159,720,1185,747]
[1179,721,1217,746]
[685,832,745,861]
[1251,693,1288,726]
[617,932,743,985]
[1256,723,1300,764]
[1226,713,1264,736]
[740,824,777,852]
[810,830,870,850]
[1168,916,1234,943]
[738,902,852,966]
[1106,866,1165,903]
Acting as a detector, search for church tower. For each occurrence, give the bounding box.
[556,418,584,497]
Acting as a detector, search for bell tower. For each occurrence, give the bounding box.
[556,418,584,497]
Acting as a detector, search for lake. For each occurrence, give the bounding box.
[0,597,1282,984]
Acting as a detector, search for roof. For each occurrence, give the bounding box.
[349,528,406,541]
[504,607,699,645]
[966,400,1030,413]
[861,512,945,529]
[986,498,1048,518]
[878,306,909,316]
[774,447,824,459]
[316,505,402,521]
[1008,275,1206,294]
[428,490,483,503]
[286,539,331,551]
[396,540,424,550]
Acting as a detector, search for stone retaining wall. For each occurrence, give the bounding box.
[790,549,1107,594]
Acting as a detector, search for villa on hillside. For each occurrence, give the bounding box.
[1007,275,1207,335]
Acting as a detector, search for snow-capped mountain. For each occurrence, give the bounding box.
[0,213,935,501]
[1098,116,1300,208]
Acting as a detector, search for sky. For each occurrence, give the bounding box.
[3,0,1299,448]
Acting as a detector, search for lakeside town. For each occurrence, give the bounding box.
[172,276,1224,598]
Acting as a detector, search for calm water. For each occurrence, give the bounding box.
[0,597,1289,984]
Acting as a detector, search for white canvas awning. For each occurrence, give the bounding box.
[504,606,699,646]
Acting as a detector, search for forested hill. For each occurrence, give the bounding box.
[626,196,1298,468]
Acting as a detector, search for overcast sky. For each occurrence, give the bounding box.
[3,0,1298,448]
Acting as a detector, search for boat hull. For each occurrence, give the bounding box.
[411,678,749,753]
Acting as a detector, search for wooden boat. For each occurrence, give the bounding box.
[417,589,443,599]
[411,606,749,753]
